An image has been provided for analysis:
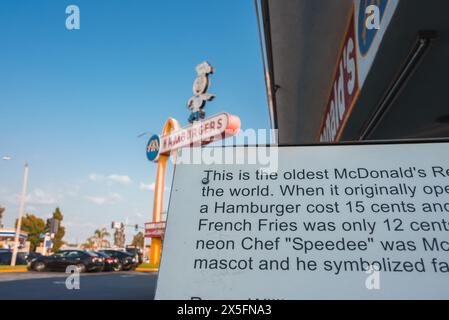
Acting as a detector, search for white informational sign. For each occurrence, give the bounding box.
[156,143,449,299]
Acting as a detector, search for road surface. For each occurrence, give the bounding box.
[0,271,157,300]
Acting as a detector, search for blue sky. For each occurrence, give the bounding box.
[0,1,269,244]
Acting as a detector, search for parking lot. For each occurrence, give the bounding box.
[0,271,158,300]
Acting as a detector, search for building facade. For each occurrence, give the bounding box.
[256,0,449,144]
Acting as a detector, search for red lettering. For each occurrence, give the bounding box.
[319,14,359,142]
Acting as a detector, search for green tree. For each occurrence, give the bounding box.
[131,232,144,248]
[20,214,46,251]
[47,207,66,252]
[82,237,96,249]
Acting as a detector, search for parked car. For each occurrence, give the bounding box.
[30,249,103,272]
[125,247,143,264]
[94,251,120,271]
[99,249,137,271]
[24,251,42,263]
[0,250,28,265]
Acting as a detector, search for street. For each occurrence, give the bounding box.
[0,271,157,300]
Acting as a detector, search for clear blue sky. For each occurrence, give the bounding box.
[0,0,269,244]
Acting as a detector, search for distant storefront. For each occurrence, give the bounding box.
[0,228,30,252]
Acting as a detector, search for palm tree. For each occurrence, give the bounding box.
[94,227,110,249]
[131,232,144,248]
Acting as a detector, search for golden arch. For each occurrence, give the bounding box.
[149,118,180,267]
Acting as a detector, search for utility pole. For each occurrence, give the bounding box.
[0,207,5,228]
[11,163,29,266]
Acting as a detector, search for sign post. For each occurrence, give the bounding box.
[147,117,180,266]
[145,62,240,267]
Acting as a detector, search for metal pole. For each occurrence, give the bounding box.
[0,207,5,229]
[11,163,29,266]
[149,155,167,266]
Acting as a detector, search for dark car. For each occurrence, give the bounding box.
[99,250,137,271]
[0,251,28,265]
[94,251,120,271]
[125,247,143,265]
[24,251,42,263]
[30,249,103,272]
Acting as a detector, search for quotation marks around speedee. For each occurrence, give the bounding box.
[65,5,80,30]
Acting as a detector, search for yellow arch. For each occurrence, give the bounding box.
[149,117,180,267]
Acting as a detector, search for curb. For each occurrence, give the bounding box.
[135,268,158,272]
[0,268,28,273]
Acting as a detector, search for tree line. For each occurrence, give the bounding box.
[20,207,66,252]
[19,207,144,252]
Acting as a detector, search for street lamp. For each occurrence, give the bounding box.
[2,156,29,266]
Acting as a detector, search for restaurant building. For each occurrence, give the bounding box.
[255,0,449,143]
